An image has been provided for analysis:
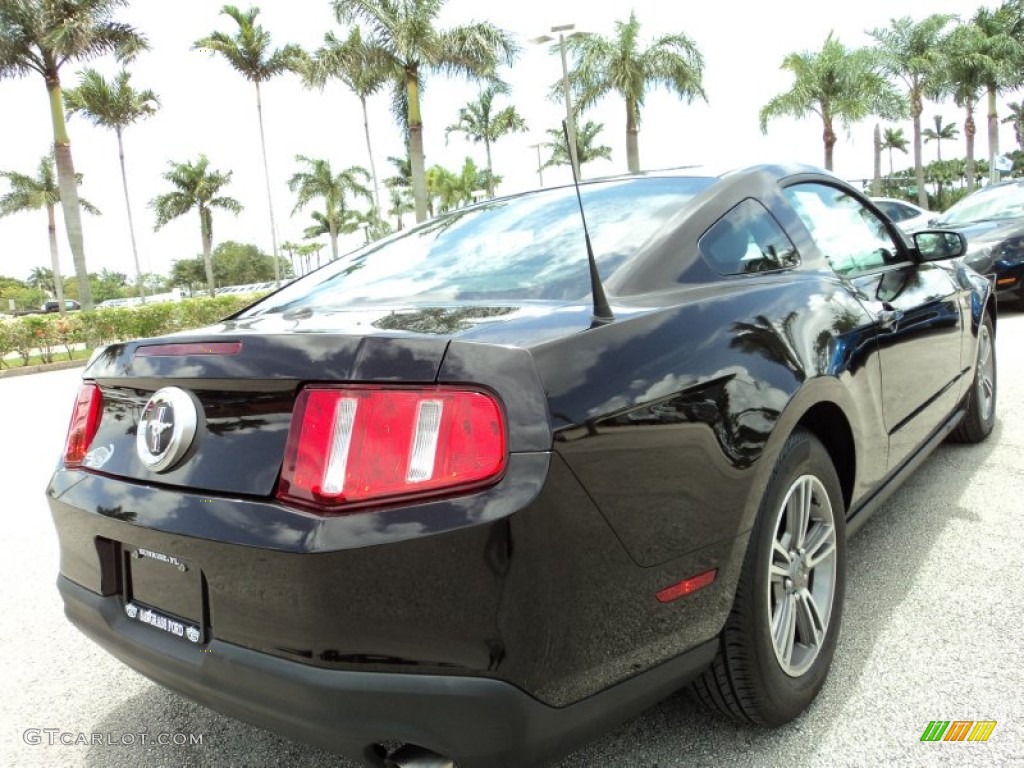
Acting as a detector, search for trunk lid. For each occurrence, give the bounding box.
[81,331,450,497]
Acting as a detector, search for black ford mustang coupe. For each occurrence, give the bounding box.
[49,165,996,768]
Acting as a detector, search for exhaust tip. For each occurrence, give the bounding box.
[385,744,456,768]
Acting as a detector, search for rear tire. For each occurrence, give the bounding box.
[690,428,846,726]
[950,313,996,444]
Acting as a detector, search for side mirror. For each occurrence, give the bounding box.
[913,230,967,261]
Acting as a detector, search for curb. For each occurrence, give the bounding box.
[0,359,88,379]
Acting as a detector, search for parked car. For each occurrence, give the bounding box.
[871,197,934,233]
[49,165,995,768]
[41,299,80,313]
[933,178,1024,307]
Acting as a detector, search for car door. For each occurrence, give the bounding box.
[783,182,964,473]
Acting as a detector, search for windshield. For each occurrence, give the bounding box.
[937,182,1024,226]
[240,177,714,316]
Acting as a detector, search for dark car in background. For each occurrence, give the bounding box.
[934,178,1024,307]
[42,299,81,313]
[871,196,934,233]
[48,165,995,768]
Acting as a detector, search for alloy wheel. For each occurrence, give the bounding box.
[767,474,837,677]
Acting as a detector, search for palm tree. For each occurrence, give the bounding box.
[446,85,527,197]
[921,115,959,162]
[870,14,956,207]
[150,156,243,297]
[0,0,147,309]
[560,11,705,173]
[297,28,389,214]
[938,24,997,192]
[332,0,518,224]
[384,155,412,191]
[388,187,414,231]
[1003,101,1024,150]
[27,266,57,295]
[288,156,371,261]
[194,5,301,287]
[543,121,613,172]
[880,127,909,177]
[279,239,301,276]
[871,123,883,194]
[0,155,99,313]
[760,34,903,171]
[425,157,490,214]
[972,2,1024,181]
[64,69,158,300]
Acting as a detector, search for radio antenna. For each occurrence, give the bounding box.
[562,120,613,326]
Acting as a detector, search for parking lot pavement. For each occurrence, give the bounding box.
[2,313,1022,768]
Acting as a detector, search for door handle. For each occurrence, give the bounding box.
[877,306,904,330]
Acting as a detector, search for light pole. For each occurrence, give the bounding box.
[531,24,585,180]
[529,142,545,187]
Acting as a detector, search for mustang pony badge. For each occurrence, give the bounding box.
[136,387,200,472]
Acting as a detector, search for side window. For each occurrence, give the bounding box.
[875,200,910,222]
[699,199,800,276]
[785,184,905,277]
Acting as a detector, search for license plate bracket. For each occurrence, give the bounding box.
[122,546,204,644]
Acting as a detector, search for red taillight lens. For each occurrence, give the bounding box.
[64,382,103,467]
[278,386,507,511]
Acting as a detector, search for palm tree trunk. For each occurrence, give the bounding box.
[115,127,145,302]
[822,116,836,171]
[888,147,894,178]
[965,108,976,193]
[255,81,282,286]
[911,91,927,208]
[484,138,494,198]
[359,95,382,215]
[329,219,339,262]
[407,71,428,224]
[47,76,93,310]
[626,97,640,173]
[46,204,66,314]
[988,85,999,184]
[871,124,882,195]
[200,207,215,297]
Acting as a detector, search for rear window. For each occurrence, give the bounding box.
[241,177,714,315]
[699,199,799,275]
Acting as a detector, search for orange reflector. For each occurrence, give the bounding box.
[997,277,1016,286]
[656,568,717,603]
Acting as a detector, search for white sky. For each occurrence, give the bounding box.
[0,0,1005,282]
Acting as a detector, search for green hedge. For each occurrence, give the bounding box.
[0,294,261,368]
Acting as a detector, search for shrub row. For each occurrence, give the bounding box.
[0,295,261,368]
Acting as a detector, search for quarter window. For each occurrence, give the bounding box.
[699,199,799,276]
[784,183,905,277]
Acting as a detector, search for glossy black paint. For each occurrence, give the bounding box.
[48,165,994,767]
[931,179,1024,304]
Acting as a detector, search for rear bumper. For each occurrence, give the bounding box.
[60,575,716,767]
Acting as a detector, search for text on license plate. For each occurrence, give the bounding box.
[125,602,201,643]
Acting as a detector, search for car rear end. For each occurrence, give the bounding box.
[49,330,565,764]
[49,177,736,767]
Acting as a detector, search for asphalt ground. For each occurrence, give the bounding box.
[2,311,1022,768]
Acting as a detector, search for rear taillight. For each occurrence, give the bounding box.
[277,386,507,511]
[64,382,103,467]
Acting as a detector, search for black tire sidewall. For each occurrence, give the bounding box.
[742,430,847,725]
[972,315,997,435]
